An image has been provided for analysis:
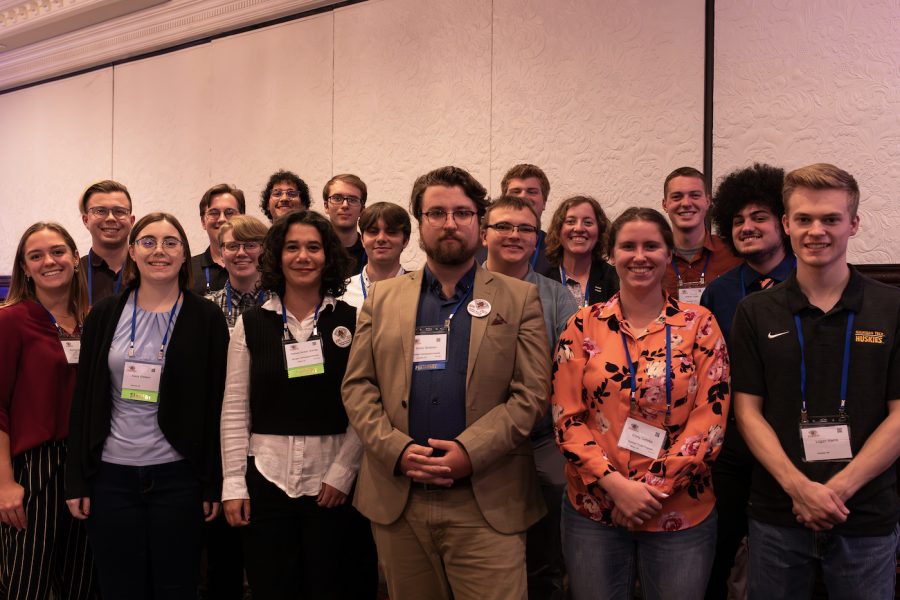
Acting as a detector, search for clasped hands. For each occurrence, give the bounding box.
[400,439,473,486]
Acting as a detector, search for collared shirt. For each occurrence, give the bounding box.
[205,282,271,327]
[552,294,730,532]
[220,296,362,501]
[730,267,900,535]
[189,247,228,296]
[663,232,742,297]
[700,254,796,342]
[340,265,406,312]
[408,264,477,446]
[347,235,368,274]
[80,250,125,306]
[546,260,620,308]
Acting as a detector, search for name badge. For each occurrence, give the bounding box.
[618,416,667,459]
[283,338,325,378]
[800,418,853,462]
[61,339,81,365]
[122,359,163,402]
[413,325,448,371]
[678,284,705,305]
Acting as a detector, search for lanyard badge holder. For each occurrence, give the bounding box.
[673,254,710,304]
[39,302,81,364]
[796,313,854,463]
[121,290,181,403]
[282,300,325,378]
[413,286,471,372]
[616,325,672,459]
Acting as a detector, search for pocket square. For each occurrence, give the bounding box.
[490,314,507,325]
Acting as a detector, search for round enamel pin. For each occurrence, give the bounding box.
[332,326,353,348]
[467,299,491,318]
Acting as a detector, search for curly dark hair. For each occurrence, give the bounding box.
[258,210,352,298]
[711,163,788,254]
[544,195,611,265]
[259,170,311,221]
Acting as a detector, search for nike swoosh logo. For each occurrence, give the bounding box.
[768,331,790,339]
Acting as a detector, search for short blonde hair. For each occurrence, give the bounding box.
[783,163,859,217]
[217,215,269,247]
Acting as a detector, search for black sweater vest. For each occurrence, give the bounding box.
[242,302,355,436]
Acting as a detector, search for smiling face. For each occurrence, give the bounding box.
[560,201,599,258]
[732,203,785,262]
[783,187,858,271]
[482,206,539,270]
[220,229,263,281]
[362,217,408,268]
[21,229,78,296]
[281,223,325,292]
[128,220,186,287]
[662,176,710,234]
[611,220,672,294]
[201,193,240,245]
[82,191,134,250]
[268,180,303,220]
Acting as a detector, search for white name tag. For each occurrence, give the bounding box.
[618,416,667,459]
[283,338,325,378]
[413,326,448,371]
[122,359,163,402]
[61,339,80,365]
[800,421,853,462]
[678,285,705,305]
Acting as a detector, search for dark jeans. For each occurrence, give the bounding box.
[242,458,377,600]
[86,460,204,600]
[526,433,567,599]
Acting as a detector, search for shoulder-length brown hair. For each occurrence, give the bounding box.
[544,195,611,266]
[123,212,193,291]
[3,222,87,322]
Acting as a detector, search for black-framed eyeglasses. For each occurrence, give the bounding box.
[87,206,131,219]
[486,222,538,235]
[327,195,362,207]
[134,236,183,251]
[206,208,239,220]
[271,189,300,199]
[222,241,262,253]
[423,209,477,227]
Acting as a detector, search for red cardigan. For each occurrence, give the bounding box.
[0,300,75,457]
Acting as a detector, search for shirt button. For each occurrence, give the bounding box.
[431,398,439,405]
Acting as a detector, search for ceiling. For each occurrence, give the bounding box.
[0,0,340,92]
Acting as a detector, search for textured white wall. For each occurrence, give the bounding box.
[714,0,900,263]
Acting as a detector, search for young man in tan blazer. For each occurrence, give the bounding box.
[342,166,550,600]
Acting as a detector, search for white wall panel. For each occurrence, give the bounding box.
[209,14,334,219]
[714,0,900,263]
[112,44,214,257]
[492,0,706,225]
[0,69,113,270]
[333,0,493,268]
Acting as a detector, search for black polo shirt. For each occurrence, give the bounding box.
[730,267,900,535]
[80,249,125,307]
[189,247,228,296]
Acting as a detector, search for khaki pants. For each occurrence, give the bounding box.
[373,485,527,600]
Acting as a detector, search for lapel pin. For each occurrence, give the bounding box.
[467,299,491,318]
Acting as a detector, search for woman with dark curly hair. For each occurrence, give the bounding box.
[543,195,619,307]
[220,210,376,599]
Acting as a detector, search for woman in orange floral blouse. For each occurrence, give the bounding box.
[552,207,730,600]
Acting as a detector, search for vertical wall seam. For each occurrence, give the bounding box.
[489,0,494,192]
[110,66,116,178]
[703,0,715,182]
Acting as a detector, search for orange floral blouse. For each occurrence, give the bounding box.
[551,294,730,532]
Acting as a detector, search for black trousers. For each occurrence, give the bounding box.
[0,440,98,600]
[242,458,378,600]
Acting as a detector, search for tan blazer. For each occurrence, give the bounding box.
[342,266,550,534]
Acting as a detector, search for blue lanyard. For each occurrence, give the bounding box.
[129,289,181,360]
[225,280,265,320]
[672,253,711,283]
[87,250,122,307]
[794,312,854,420]
[203,266,211,294]
[361,271,368,300]
[559,266,590,304]
[445,285,473,329]
[36,300,75,337]
[620,325,672,423]
[530,233,543,270]
[281,297,321,341]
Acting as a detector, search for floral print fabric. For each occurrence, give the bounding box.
[551,294,730,532]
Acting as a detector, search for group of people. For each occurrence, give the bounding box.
[0,160,897,600]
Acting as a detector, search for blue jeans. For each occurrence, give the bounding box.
[748,518,899,600]
[86,460,203,600]
[562,496,716,600]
